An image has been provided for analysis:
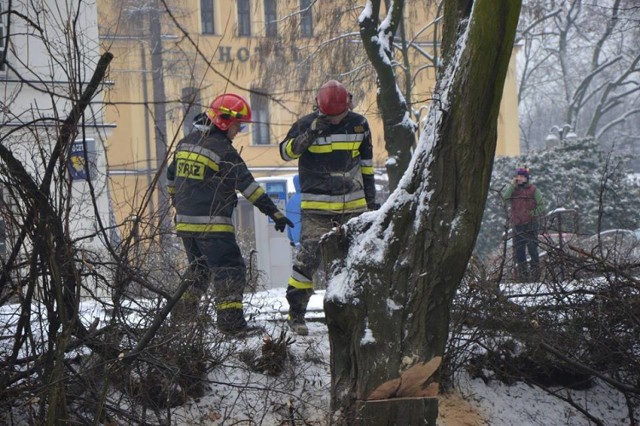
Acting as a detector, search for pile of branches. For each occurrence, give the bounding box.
[444,245,640,424]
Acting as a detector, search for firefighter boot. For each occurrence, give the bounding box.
[172,291,201,324]
[286,287,313,336]
[217,308,263,337]
[287,311,309,336]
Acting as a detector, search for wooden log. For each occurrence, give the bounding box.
[354,397,438,426]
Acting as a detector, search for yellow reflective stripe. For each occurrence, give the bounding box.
[285,139,300,159]
[246,185,265,203]
[333,142,361,150]
[217,301,243,310]
[176,151,220,172]
[361,166,374,175]
[308,142,361,154]
[300,198,367,211]
[167,186,176,194]
[176,223,235,233]
[288,276,313,289]
[308,145,333,153]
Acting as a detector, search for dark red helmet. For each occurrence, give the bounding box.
[206,93,252,131]
[316,80,350,116]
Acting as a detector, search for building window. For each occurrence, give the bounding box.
[264,0,277,37]
[250,90,270,145]
[0,25,5,73]
[0,1,6,73]
[300,0,313,38]
[201,0,215,34]
[238,0,251,36]
[181,87,201,137]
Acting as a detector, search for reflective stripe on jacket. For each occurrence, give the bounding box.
[167,127,280,236]
[279,111,375,214]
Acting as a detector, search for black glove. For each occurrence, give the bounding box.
[271,212,294,232]
[368,202,381,211]
[310,115,332,135]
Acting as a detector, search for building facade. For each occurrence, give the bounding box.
[97,0,520,231]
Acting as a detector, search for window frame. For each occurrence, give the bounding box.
[264,0,277,38]
[237,0,251,37]
[299,0,313,38]
[0,1,6,73]
[250,90,271,146]
[200,0,215,35]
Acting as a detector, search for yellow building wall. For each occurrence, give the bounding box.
[496,46,521,157]
[98,1,520,226]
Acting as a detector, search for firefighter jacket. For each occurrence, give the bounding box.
[503,183,545,226]
[167,127,283,236]
[279,111,376,215]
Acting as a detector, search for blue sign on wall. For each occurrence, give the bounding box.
[264,181,287,224]
[69,139,96,181]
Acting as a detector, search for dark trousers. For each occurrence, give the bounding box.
[514,222,539,279]
[181,235,247,325]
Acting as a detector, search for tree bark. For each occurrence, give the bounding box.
[354,398,438,425]
[325,0,521,422]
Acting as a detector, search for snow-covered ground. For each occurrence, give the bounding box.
[1,288,632,425]
[178,288,632,425]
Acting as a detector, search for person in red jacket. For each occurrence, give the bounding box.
[502,167,545,281]
[167,93,293,335]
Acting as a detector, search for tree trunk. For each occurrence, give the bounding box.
[149,3,172,241]
[324,0,521,422]
[354,398,438,425]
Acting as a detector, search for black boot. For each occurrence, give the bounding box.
[530,262,541,281]
[172,291,201,324]
[517,262,530,282]
[286,287,313,335]
[217,308,263,337]
[287,311,309,336]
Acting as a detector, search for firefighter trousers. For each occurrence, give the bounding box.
[181,235,247,328]
[286,212,358,318]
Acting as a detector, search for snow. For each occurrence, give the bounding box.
[361,320,376,345]
[1,288,633,425]
[457,374,630,426]
[245,290,634,425]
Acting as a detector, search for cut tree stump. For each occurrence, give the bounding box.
[354,397,438,425]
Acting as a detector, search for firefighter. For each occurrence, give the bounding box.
[502,167,545,281]
[167,93,294,335]
[279,80,377,335]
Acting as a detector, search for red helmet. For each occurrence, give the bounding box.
[206,93,252,131]
[316,80,350,116]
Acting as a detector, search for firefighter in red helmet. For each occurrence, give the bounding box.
[279,80,377,335]
[168,93,293,335]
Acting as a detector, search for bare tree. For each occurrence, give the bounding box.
[517,0,640,154]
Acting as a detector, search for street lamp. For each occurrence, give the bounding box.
[545,124,577,148]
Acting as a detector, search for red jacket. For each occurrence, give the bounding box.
[507,184,540,226]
